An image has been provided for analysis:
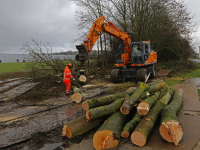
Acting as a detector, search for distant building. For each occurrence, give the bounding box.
[0,53,75,63]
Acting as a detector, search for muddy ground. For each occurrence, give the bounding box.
[0,71,138,150]
[1,70,200,150]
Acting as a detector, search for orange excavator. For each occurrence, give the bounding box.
[75,16,157,82]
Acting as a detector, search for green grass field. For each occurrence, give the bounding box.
[0,62,27,73]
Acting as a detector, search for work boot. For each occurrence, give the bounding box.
[69,89,74,95]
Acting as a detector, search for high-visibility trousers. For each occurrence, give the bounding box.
[63,81,71,94]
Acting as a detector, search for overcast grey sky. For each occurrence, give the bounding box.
[0,0,199,54]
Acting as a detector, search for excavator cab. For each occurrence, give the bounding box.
[131,41,151,64]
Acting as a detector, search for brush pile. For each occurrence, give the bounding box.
[62,80,184,149]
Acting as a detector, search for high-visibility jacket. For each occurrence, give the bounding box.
[63,67,74,82]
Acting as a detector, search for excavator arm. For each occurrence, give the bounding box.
[75,16,132,66]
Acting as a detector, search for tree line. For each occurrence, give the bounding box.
[72,0,197,66]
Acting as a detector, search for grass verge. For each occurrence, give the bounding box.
[0,62,27,73]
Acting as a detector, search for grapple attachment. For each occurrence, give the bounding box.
[75,44,88,63]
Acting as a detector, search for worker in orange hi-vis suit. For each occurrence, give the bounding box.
[63,63,74,95]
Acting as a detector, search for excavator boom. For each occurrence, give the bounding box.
[75,16,132,66]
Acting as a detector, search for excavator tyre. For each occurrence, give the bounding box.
[111,69,123,83]
[136,68,148,82]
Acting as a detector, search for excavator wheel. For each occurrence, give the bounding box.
[111,69,123,83]
[150,65,156,78]
[136,68,148,82]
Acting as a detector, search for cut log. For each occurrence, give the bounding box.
[93,111,128,150]
[71,93,82,103]
[137,91,161,116]
[140,80,166,100]
[121,112,143,138]
[148,80,166,93]
[73,87,81,94]
[158,86,168,99]
[120,82,148,115]
[159,89,183,145]
[82,80,165,111]
[140,91,150,100]
[79,75,87,84]
[82,90,136,111]
[71,86,82,103]
[86,98,124,120]
[62,115,105,138]
[131,86,175,147]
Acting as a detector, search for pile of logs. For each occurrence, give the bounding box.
[62,80,184,149]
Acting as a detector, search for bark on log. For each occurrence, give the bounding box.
[159,89,183,145]
[93,111,128,150]
[120,82,148,115]
[131,86,175,147]
[73,87,81,93]
[121,112,143,138]
[137,91,161,116]
[79,75,87,84]
[86,98,124,120]
[148,80,166,93]
[82,80,165,111]
[71,86,82,103]
[140,91,150,100]
[159,86,168,99]
[139,81,166,100]
[62,115,105,138]
[82,90,135,111]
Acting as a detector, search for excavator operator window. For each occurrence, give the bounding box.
[132,45,142,56]
[144,43,150,61]
[132,44,143,64]
[145,44,148,53]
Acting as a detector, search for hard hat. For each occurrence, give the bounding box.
[67,63,73,69]
[68,63,73,67]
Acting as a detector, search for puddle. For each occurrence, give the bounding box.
[184,78,200,87]
[82,88,104,99]
[21,142,63,150]
[38,142,63,150]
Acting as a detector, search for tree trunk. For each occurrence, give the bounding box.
[158,86,168,99]
[82,90,135,111]
[137,91,161,116]
[79,75,87,84]
[140,91,150,100]
[120,82,148,115]
[86,98,124,120]
[159,89,183,145]
[148,80,166,93]
[121,112,143,138]
[93,111,128,150]
[71,86,82,103]
[82,80,165,111]
[131,86,175,147]
[139,80,165,100]
[62,115,105,138]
